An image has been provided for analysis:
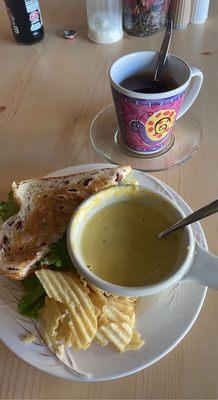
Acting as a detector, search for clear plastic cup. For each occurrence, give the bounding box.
[86,0,123,44]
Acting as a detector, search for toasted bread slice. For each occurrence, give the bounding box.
[0,166,132,280]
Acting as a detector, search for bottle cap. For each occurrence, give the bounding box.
[63,30,77,40]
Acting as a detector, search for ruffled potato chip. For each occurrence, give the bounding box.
[36,270,97,351]
[36,269,144,355]
[126,331,144,351]
[88,286,107,317]
[39,297,65,358]
[97,322,133,353]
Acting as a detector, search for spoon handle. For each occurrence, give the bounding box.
[158,199,218,239]
[154,18,172,82]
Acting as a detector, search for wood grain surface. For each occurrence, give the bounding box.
[0,0,218,398]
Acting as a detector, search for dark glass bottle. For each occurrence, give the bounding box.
[4,0,44,44]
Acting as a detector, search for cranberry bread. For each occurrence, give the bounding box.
[0,166,132,280]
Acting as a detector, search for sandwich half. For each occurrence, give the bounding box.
[0,166,132,280]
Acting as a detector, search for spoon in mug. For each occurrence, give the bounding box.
[154,18,173,82]
[158,199,218,240]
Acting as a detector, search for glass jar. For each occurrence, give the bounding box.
[86,0,123,44]
[123,0,171,37]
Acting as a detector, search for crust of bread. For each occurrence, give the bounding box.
[0,166,132,280]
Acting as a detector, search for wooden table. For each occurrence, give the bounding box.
[0,1,218,398]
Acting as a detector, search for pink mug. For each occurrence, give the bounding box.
[109,51,203,155]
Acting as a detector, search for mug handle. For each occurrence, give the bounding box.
[177,67,203,119]
[182,241,218,289]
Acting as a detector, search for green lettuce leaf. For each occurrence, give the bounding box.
[18,275,46,319]
[0,192,19,222]
[38,234,75,271]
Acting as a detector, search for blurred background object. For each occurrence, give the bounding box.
[190,0,210,24]
[170,0,191,29]
[86,0,123,44]
[122,0,171,37]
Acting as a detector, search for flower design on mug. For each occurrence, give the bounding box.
[145,109,176,141]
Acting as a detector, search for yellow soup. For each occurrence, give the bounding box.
[80,200,181,287]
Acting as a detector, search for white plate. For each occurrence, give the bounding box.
[0,164,207,382]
